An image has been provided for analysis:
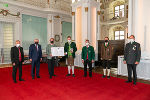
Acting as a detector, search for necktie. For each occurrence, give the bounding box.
[36,44,38,51]
[105,43,107,46]
[18,47,21,62]
[86,47,88,60]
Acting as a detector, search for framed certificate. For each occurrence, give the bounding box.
[51,47,64,56]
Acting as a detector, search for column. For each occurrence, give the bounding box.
[87,6,91,42]
[47,15,54,43]
[72,12,75,40]
[52,16,54,38]
[72,0,100,50]
[82,7,88,47]
[60,20,63,43]
[95,10,101,61]
[97,11,100,40]
[47,15,52,42]
[128,0,133,36]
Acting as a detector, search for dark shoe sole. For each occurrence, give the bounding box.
[102,75,106,78]
[37,76,40,78]
[107,76,110,79]
[125,81,132,83]
[133,82,136,85]
[19,79,25,81]
[66,74,71,76]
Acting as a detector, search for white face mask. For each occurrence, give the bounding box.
[130,39,134,43]
[68,40,71,43]
[85,43,89,46]
[16,44,20,47]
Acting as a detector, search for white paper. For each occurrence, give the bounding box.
[51,47,64,56]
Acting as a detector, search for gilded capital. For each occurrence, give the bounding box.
[72,12,75,16]
[85,7,88,12]
[49,20,52,23]
[97,11,101,15]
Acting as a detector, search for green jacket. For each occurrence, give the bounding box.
[64,42,77,58]
[82,46,95,61]
[46,44,56,59]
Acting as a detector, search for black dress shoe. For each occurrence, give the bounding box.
[89,75,92,77]
[72,74,75,77]
[133,81,136,85]
[102,75,106,78]
[37,76,40,78]
[50,76,52,79]
[14,80,17,83]
[32,77,35,79]
[84,75,87,77]
[66,74,71,76]
[19,79,25,81]
[125,80,132,83]
[53,74,56,76]
[107,76,110,79]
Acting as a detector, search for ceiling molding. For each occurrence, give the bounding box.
[0,0,71,17]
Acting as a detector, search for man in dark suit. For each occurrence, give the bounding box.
[124,35,141,85]
[29,39,42,79]
[82,39,95,77]
[11,40,24,83]
[64,36,77,77]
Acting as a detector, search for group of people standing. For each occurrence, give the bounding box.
[11,35,141,85]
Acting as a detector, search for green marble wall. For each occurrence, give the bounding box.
[62,21,72,45]
[22,14,47,50]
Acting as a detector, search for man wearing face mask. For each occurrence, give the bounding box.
[29,39,42,79]
[11,40,24,83]
[64,36,77,77]
[101,37,112,79]
[46,38,56,79]
[124,35,141,85]
[81,40,95,77]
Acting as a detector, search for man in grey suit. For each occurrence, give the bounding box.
[123,35,141,85]
[46,38,56,79]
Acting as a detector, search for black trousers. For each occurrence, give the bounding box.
[102,60,111,69]
[127,64,137,82]
[84,59,92,77]
[12,62,22,81]
[31,60,40,77]
[48,58,55,77]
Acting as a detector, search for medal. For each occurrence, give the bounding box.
[133,45,136,50]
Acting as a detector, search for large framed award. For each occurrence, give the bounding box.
[51,47,64,56]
